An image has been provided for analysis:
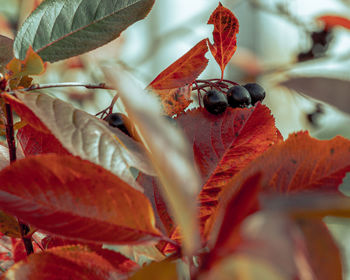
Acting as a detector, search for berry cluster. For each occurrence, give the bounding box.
[202,83,266,115]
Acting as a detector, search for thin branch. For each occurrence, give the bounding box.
[23,82,115,92]
[4,103,34,256]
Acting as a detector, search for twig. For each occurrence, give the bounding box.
[23,82,115,92]
[4,103,34,256]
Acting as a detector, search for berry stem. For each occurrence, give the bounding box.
[4,103,34,256]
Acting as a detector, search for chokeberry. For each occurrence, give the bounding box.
[203,90,228,115]
[243,83,266,105]
[227,85,251,108]
[105,113,131,137]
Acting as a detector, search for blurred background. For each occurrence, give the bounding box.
[1,0,350,276]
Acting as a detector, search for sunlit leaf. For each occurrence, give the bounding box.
[207,3,239,79]
[149,39,209,90]
[104,66,201,256]
[2,246,121,279]
[227,131,350,194]
[0,154,162,244]
[317,15,350,30]
[14,0,155,62]
[4,92,155,191]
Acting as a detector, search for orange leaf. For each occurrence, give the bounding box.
[208,3,239,80]
[227,131,350,194]
[0,154,162,244]
[155,84,193,116]
[148,39,209,90]
[2,246,122,279]
[317,15,350,30]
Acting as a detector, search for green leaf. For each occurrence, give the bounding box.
[14,0,155,62]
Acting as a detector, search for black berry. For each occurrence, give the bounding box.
[243,83,266,105]
[227,85,251,108]
[105,113,131,137]
[203,90,228,115]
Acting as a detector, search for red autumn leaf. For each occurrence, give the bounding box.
[17,124,70,156]
[317,15,350,30]
[40,235,101,251]
[227,131,350,195]
[148,39,209,90]
[209,173,261,251]
[0,154,162,244]
[296,218,342,280]
[40,236,139,274]
[4,93,50,133]
[153,104,279,252]
[208,2,239,80]
[178,105,279,234]
[155,85,193,116]
[1,246,122,279]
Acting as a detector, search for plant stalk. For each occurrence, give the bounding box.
[4,103,34,255]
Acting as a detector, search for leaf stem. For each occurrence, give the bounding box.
[4,103,34,256]
[23,82,115,92]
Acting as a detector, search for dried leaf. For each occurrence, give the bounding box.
[207,3,239,79]
[6,47,45,89]
[149,39,209,90]
[0,211,21,238]
[104,66,201,256]
[0,154,162,244]
[154,85,193,116]
[280,76,350,114]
